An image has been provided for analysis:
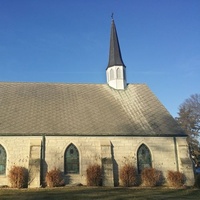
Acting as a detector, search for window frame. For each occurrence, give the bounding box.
[64,143,79,174]
[117,68,121,79]
[0,144,7,175]
[110,69,114,80]
[137,144,152,174]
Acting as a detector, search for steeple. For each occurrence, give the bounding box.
[107,19,125,69]
[106,18,127,90]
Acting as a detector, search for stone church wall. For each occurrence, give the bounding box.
[0,135,194,187]
[45,136,194,186]
[0,136,41,186]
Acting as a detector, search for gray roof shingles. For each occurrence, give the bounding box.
[0,82,184,136]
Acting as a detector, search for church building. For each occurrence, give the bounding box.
[0,19,194,187]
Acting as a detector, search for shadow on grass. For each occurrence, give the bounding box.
[0,187,200,200]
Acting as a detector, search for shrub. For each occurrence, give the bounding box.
[167,170,185,187]
[194,174,200,188]
[141,168,162,187]
[45,168,64,187]
[8,166,28,188]
[120,164,137,187]
[86,164,102,186]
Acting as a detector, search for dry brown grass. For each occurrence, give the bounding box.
[167,170,185,187]
[0,187,200,200]
[141,168,162,187]
[120,164,137,187]
[45,168,64,187]
[8,166,28,188]
[86,164,102,186]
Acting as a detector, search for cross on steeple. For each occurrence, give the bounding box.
[111,13,114,20]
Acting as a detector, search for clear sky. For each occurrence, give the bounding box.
[0,0,199,117]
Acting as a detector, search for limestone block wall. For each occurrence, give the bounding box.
[45,136,194,186]
[45,136,102,185]
[0,136,41,186]
[0,135,194,187]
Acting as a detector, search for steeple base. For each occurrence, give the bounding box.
[107,80,126,90]
[106,65,126,90]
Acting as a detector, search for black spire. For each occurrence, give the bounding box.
[107,19,125,69]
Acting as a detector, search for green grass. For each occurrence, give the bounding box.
[0,187,200,200]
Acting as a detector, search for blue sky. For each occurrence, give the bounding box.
[0,0,199,117]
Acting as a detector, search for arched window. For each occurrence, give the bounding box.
[64,144,79,174]
[137,144,152,173]
[110,69,114,80]
[117,68,121,79]
[0,145,6,175]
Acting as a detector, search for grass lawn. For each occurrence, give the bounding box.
[0,187,200,200]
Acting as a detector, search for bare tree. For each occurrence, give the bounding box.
[176,94,200,167]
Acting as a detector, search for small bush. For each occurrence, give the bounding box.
[120,164,137,187]
[167,170,185,187]
[8,166,28,188]
[86,164,102,186]
[141,168,162,187]
[194,174,200,188]
[46,168,64,187]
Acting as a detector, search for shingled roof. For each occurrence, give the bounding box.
[0,82,183,136]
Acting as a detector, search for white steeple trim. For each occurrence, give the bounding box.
[106,65,126,90]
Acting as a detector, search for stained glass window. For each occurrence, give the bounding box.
[64,144,79,174]
[137,144,152,173]
[0,145,6,175]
